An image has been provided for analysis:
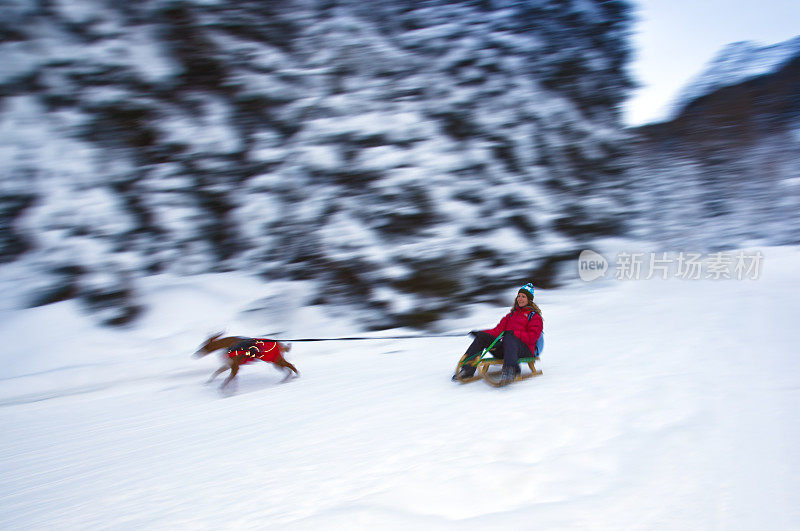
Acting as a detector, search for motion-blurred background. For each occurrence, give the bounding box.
[1,0,798,329]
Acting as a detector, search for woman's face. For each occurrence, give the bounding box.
[516,292,530,307]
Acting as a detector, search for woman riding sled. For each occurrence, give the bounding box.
[452,283,543,386]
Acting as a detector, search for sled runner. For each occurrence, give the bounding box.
[453,332,543,387]
[476,356,542,387]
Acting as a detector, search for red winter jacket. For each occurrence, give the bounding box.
[227,339,282,364]
[483,306,543,354]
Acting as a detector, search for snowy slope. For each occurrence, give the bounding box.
[627,34,800,252]
[670,35,800,118]
[1,245,798,529]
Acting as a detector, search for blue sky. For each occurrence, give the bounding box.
[624,0,800,125]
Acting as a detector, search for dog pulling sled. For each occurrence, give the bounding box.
[453,332,542,387]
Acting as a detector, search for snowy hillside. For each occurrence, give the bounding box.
[626,33,800,253]
[671,35,800,118]
[1,244,798,528]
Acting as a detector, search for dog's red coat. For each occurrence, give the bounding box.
[227,339,282,364]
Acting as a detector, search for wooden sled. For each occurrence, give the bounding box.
[454,353,542,387]
[453,353,484,383]
[478,356,542,387]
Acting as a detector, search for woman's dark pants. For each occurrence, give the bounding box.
[464,331,532,369]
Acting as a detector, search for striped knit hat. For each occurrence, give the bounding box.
[518,282,535,300]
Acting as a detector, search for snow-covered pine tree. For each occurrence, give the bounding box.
[0,0,635,327]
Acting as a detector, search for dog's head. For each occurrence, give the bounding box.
[194,331,224,357]
[278,342,291,354]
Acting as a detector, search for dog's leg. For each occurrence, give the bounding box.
[207,357,234,383]
[207,365,229,383]
[221,357,242,388]
[274,356,299,378]
[276,365,293,382]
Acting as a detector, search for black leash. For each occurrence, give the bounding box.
[261,333,467,342]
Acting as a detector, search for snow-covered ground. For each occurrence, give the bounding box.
[1,246,798,529]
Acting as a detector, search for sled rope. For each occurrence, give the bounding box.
[260,333,467,342]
